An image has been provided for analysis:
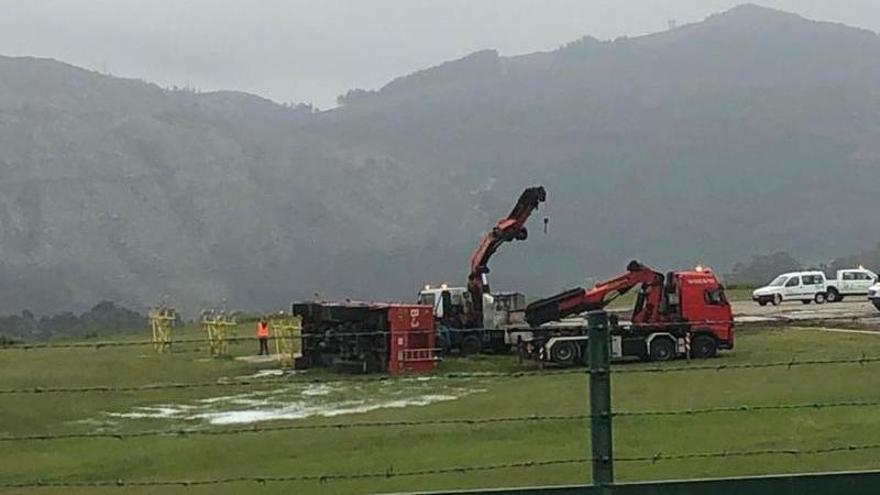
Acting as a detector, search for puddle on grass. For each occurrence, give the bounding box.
[244,368,290,379]
[103,378,484,426]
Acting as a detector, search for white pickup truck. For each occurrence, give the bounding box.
[825,268,878,302]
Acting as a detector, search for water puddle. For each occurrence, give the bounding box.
[103,379,483,426]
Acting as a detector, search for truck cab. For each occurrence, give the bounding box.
[417,285,527,354]
[672,269,734,349]
[825,267,878,302]
[417,285,472,328]
[632,268,733,358]
[752,271,828,306]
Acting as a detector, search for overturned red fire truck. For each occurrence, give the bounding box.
[292,301,437,374]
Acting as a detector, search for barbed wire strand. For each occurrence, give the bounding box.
[0,369,588,395]
[6,398,880,443]
[3,312,878,351]
[614,354,880,374]
[618,443,880,463]
[614,398,880,418]
[5,442,880,488]
[0,458,588,488]
[0,414,589,442]
[5,352,880,395]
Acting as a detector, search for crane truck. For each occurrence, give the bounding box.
[418,186,546,354]
[289,186,545,371]
[520,261,734,366]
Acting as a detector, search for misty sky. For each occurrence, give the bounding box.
[1,1,879,108]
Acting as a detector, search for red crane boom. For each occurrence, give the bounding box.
[466,186,546,327]
[525,260,662,327]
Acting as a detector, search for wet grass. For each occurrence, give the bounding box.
[2,326,880,494]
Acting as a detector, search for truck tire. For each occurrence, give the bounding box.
[801,300,811,305]
[814,292,827,304]
[362,352,382,374]
[690,335,717,359]
[460,335,482,356]
[826,288,840,303]
[772,294,782,306]
[758,299,768,307]
[550,341,577,366]
[649,337,675,362]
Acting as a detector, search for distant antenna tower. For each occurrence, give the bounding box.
[668,19,678,30]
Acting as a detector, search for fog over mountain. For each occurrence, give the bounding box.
[2,4,880,314]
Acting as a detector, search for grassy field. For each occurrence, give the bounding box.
[2,324,880,494]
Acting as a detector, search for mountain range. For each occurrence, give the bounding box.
[2,4,880,314]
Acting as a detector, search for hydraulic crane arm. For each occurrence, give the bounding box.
[466,186,546,327]
[525,260,663,327]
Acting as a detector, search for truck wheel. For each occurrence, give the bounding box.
[814,292,827,305]
[801,300,811,305]
[362,352,382,373]
[649,338,675,362]
[772,294,782,306]
[758,299,768,307]
[550,341,577,366]
[690,335,717,359]
[460,335,482,356]
[826,288,840,303]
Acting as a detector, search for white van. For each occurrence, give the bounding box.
[752,271,828,306]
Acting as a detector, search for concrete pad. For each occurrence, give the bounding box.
[235,354,282,364]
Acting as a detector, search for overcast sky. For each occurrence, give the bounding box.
[1,1,878,108]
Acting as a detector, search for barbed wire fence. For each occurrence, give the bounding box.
[4,353,880,396]
[2,311,879,352]
[3,311,880,492]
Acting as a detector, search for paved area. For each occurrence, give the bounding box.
[731,299,880,328]
[235,354,283,364]
[732,299,873,317]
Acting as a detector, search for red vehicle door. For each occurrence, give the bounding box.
[677,271,734,348]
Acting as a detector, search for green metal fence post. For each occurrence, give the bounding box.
[587,310,614,490]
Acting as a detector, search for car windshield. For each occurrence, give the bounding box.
[417,293,436,306]
[768,276,788,287]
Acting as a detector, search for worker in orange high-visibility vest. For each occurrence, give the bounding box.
[256,318,270,355]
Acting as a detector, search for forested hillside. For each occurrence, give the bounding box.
[2,5,880,314]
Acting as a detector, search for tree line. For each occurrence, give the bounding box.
[725,243,880,286]
[0,301,146,343]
